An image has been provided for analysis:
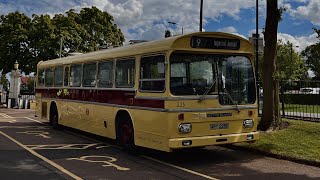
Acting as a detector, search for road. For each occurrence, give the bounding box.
[0,108,320,180]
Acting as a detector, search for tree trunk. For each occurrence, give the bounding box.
[258,0,279,131]
[273,79,281,128]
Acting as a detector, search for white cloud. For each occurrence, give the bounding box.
[217,26,237,33]
[102,0,258,41]
[216,26,247,39]
[277,32,319,52]
[287,0,320,25]
[1,0,316,45]
[247,28,319,53]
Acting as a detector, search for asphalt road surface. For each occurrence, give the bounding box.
[1,108,320,180]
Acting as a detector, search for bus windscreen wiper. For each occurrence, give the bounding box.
[198,78,217,102]
[222,87,240,112]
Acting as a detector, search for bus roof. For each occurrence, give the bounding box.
[38,32,252,68]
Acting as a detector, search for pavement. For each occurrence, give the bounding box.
[1,108,320,180]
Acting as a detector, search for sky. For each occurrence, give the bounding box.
[0,0,319,53]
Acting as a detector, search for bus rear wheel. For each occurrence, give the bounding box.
[117,119,135,150]
[50,104,60,129]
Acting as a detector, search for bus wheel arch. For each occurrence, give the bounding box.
[49,101,59,129]
[115,110,135,149]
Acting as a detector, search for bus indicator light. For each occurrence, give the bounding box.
[178,113,184,121]
[248,110,253,116]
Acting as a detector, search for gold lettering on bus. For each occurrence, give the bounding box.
[67,155,130,171]
[17,131,51,139]
[63,89,69,96]
[57,89,62,96]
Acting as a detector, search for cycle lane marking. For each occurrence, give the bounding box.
[25,116,220,180]
[0,130,82,180]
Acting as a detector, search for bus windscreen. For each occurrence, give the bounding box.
[170,53,256,105]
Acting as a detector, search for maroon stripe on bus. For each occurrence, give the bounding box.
[36,88,164,109]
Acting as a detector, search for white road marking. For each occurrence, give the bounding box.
[0,113,12,118]
[142,155,220,180]
[25,117,47,125]
[24,115,219,180]
[26,143,107,150]
[67,155,130,171]
[0,130,82,180]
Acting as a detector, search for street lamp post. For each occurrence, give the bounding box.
[200,0,203,32]
[290,44,299,61]
[255,0,259,81]
[255,0,260,113]
[168,21,184,35]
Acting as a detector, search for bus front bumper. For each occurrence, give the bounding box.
[169,132,259,149]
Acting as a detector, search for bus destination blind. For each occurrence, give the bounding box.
[191,36,240,50]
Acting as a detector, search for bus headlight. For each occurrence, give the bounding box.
[179,123,192,134]
[243,119,254,128]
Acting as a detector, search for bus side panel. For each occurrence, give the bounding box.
[59,101,116,139]
[132,109,170,152]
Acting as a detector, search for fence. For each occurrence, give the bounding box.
[259,80,320,121]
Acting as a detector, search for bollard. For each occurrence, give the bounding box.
[19,99,23,109]
[25,100,29,109]
[8,99,11,109]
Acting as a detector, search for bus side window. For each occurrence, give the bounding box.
[37,69,45,86]
[97,61,113,88]
[83,63,97,87]
[64,67,69,87]
[45,68,54,87]
[54,66,63,87]
[70,64,82,87]
[116,59,135,87]
[139,55,165,92]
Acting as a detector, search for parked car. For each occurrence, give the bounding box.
[299,87,320,94]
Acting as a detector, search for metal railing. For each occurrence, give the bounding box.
[259,80,320,121]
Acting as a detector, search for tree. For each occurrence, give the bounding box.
[0,12,33,74]
[30,14,57,65]
[258,41,307,81]
[275,40,307,81]
[0,7,125,74]
[0,74,9,91]
[259,0,283,131]
[302,28,320,79]
[165,30,172,38]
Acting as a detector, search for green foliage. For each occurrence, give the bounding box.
[259,40,307,81]
[0,74,9,91]
[165,30,172,38]
[0,7,125,74]
[275,40,307,81]
[237,119,320,163]
[27,78,35,93]
[302,28,320,79]
[0,12,33,73]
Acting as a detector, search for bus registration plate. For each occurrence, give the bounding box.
[210,123,229,130]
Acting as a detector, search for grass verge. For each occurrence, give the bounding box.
[234,119,320,166]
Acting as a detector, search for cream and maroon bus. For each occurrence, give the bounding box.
[36,32,258,152]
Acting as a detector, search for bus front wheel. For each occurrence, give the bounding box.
[117,119,135,150]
